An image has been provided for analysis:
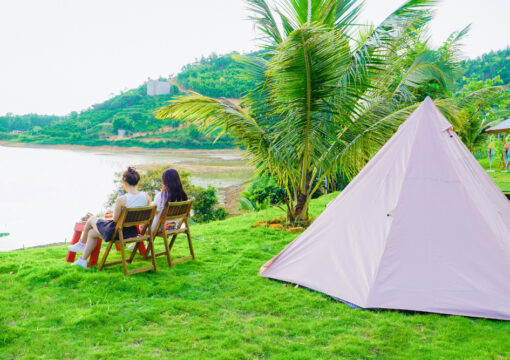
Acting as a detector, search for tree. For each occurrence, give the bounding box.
[452,76,510,151]
[112,115,134,132]
[457,47,510,88]
[95,122,113,138]
[157,0,470,225]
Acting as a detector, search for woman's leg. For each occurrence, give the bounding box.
[80,216,98,244]
[80,228,99,261]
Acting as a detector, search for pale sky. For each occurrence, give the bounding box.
[0,0,508,116]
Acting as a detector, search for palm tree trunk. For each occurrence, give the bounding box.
[287,189,309,226]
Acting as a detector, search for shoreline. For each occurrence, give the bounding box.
[11,241,66,251]
[0,141,244,156]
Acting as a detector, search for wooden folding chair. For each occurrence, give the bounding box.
[146,199,194,267]
[98,205,157,276]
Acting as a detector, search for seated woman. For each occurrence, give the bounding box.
[151,168,188,234]
[68,166,150,268]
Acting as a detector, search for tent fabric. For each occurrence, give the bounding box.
[486,118,510,133]
[259,97,510,320]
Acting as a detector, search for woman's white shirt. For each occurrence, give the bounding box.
[125,192,148,208]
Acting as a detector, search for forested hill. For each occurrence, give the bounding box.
[0,52,255,149]
[177,53,255,98]
[457,47,510,88]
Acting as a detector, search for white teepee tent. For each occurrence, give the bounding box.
[260,97,510,320]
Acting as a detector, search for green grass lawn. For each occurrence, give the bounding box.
[479,158,510,191]
[2,169,510,359]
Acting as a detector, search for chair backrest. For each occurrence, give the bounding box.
[114,205,157,237]
[155,199,194,232]
[165,199,193,221]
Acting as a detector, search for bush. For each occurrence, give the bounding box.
[240,172,350,212]
[240,175,287,212]
[246,175,287,204]
[190,186,228,223]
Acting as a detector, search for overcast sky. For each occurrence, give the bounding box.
[0,0,508,116]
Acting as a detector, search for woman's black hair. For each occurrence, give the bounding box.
[122,166,140,186]
[161,168,188,204]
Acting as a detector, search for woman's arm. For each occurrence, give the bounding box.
[113,196,127,222]
[145,193,151,206]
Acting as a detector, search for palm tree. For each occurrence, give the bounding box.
[451,77,510,152]
[157,0,460,225]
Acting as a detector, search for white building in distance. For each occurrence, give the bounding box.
[147,80,171,96]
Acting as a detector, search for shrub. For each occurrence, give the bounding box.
[243,175,287,205]
[190,185,227,223]
[240,175,287,212]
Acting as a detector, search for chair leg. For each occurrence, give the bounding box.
[168,234,178,267]
[186,230,195,259]
[119,242,128,276]
[98,241,113,271]
[148,238,158,272]
[162,233,172,267]
[143,242,151,260]
[127,242,140,264]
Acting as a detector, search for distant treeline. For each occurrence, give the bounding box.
[457,47,510,88]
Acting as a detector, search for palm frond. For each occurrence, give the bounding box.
[457,86,509,107]
[276,0,309,29]
[333,0,363,31]
[247,0,283,47]
[156,94,267,150]
[393,50,451,100]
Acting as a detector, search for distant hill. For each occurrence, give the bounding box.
[457,47,510,89]
[0,52,255,149]
[177,52,255,98]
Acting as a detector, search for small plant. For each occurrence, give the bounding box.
[239,196,271,212]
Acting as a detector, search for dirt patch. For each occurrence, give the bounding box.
[222,184,246,215]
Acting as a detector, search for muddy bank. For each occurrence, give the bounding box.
[0,141,244,157]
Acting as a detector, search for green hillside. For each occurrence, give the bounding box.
[0,82,234,149]
[177,52,255,98]
[457,47,510,88]
[0,52,256,149]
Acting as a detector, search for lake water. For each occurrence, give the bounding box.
[0,145,247,251]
